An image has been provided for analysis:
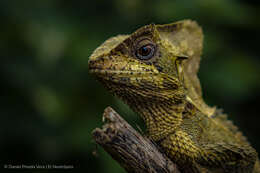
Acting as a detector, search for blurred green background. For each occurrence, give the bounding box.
[1,0,260,172]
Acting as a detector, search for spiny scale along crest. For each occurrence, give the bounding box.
[89,20,259,173]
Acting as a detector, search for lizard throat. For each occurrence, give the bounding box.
[131,99,186,141]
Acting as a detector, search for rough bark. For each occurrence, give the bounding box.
[92,106,180,173]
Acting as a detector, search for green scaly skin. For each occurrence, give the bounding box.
[88,20,259,173]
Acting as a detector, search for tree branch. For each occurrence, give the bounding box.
[92,106,180,173]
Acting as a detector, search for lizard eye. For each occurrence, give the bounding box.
[135,39,156,60]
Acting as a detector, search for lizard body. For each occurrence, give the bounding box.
[89,20,259,173]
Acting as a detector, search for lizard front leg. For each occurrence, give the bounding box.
[198,142,257,173]
[160,130,205,173]
[159,130,258,173]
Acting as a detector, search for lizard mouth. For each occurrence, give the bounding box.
[88,57,179,90]
[89,58,181,101]
[88,58,159,77]
[89,68,159,86]
[89,68,156,76]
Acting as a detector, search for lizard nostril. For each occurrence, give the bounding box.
[88,59,96,71]
[88,56,106,72]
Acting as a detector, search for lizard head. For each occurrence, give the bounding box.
[89,20,214,116]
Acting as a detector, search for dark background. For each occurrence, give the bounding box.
[1,0,260,172]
